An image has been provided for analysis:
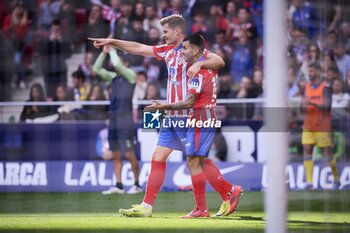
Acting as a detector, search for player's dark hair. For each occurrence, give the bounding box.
[183,33,205,53]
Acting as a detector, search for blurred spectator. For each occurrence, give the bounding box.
[325,65,340,84]
[206,5,228,44]
[0,1,10,28]
[52,84,73,101]
[78,52,98,84]
[144,27,163,81]
[0,32,14,101]
[296,79,306,97]
[143,5,162,33]
[126,17,147,44]
[146,26,162,46]
[250,0,263,40]
[212,30,233,56]
[319,30,338,54]
[225,1,239,24]
[230,31,255,84]
[38,0,61,30]
[132,1,145,21]
[169,0,184,15]
[83,4,109,54]
[252,68,263,97]
[132,69,147,120]
[114,1,133,39]
[84,83,108,120]
[109,0,121,13]
[158,0,172,18]
[300,43,321,80]
[51,84,72,113]
[291,0,319,39]
[22,0,37,30]
[144,81,161,100]
[228,7,257,41]
[288,65,301,97]
[133,70,148,103]
[288,27,309,65]
[333,42,350,81]
[121,17,147,66]
[231,76,257,119]
[53,84,70,102]
[307,44,321,63]
[218,73,234,99]
[2,0,30,89]
[57,0,76,45]
[332,79,350,120]
[212,46,231,75]
[39,19,71,98]
[20,83,50,122]
[191,11,208,36]
[320,51,337,77]
[252,74,264,120]
[71,70,90,101]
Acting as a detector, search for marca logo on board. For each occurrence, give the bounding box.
[1,162,350,191]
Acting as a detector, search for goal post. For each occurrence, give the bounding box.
[264,0,288,233]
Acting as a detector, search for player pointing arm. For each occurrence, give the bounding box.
[88,14,224,78]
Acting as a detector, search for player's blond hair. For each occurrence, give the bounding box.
[160,14,186,32]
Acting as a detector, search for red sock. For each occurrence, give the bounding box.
[143,160,166,206]
[203,159,232,201]
[191,172,207,211]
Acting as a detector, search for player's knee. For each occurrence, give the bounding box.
[186,157,200,169]
[151,149,169,162]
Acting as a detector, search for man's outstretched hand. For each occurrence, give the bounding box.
[88,38,112,49]
[144,100,164,112]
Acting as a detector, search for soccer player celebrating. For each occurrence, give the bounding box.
[302,62,340,190]
[89,14,241,218]
[144,34,243,218]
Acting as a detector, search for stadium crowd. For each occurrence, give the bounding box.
[0,0,349,123]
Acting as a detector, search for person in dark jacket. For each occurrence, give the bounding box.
[20,83,50,122]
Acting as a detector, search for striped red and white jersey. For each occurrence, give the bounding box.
[153,44,209,117]
[188,66,218,121]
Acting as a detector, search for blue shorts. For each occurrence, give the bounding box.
[186,127,216,157]
[108,114,136,153]
[156,117,187,152]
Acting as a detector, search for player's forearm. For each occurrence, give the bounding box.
[162,95,195,110]
[108,39,152,57]
[201,53,225,71]
[162,102,192,110]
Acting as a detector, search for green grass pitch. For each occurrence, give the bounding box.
[0,191,349,233]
